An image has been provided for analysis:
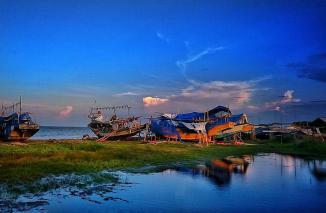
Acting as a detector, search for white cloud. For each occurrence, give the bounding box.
[113,92,138,97]
[176,46,225,75]
[143,96,169,107]
[59,105,73,118]
[280,90,300,104]
[264,90,301,112]
[274,106,281,112]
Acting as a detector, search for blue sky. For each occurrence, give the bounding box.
[1,0,326,126]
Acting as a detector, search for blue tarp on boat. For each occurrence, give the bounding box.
[150,118,182,140]
[205,114,245,131]
[174,106,230,122]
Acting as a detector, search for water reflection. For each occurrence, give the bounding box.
[310,160,326,182]
[0,154,325,212]
[192,156,251,186]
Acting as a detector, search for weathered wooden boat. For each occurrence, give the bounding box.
[88,105,146,141]
[149,106,254,142]
[0,97,39,141]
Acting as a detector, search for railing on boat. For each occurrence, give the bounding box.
[1,96,22,116]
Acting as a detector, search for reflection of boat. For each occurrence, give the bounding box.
[88,105,146,141]
[311,160,326,182]
[0,97,39,141]
[312,168,326,181]
[208,157,249,174]
[194,156,249,186]
[150,106,254,142]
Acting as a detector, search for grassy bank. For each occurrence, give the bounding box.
[0,139,325,184]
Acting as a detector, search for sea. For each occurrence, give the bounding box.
[32,126,96,140]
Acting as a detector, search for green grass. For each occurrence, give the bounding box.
[0,139,325,184]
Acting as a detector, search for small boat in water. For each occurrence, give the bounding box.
[0,97,39,141]
[88,105,146,141]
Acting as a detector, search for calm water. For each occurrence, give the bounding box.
[1,154,326,212]
[32,126,96,140]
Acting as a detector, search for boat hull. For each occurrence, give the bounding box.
[153,121,235,142]
[0,124,39,141]
[150,110,254,142]
[89,123,146,140]
[3,126,39,141]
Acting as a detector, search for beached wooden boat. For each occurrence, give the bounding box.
[0,97,39,141]
[88,105,146,141]
[149,106,254,142]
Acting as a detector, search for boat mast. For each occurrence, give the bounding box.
[19,96,22,115]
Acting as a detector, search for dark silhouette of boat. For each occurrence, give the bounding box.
[0,97,39,141]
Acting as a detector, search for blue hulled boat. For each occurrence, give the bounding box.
[149,106,254,142]
[0,97,39,141]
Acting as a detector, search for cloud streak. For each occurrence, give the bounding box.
[176,46,225,76]
[113,92,138,97]
[156,31,170,43]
